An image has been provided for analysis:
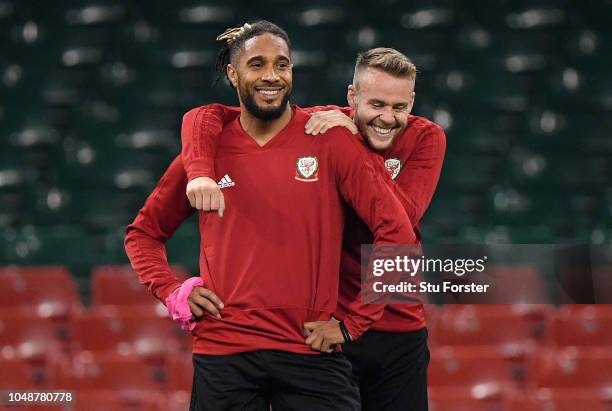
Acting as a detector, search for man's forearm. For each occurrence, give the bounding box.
[181,105,225,180]
[123,155,195,303]
[331,132,417,339]
[124,226,183,303]
[394,126,446,225]
[181,104,241,181]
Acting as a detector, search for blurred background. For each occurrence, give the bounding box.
[1,0,611,410]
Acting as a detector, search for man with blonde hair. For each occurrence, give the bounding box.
[182,46,446,410]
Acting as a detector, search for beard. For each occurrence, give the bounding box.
[238,81,292,121]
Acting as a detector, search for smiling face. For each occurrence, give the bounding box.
[227,33,292,121]
[348,67,415,152]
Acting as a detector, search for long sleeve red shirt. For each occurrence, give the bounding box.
[125,106,417,355]
[180,104,446,333]
[124,155,195,304]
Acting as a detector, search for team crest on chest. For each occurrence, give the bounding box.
[385,158,402,180]
[295,156,319,182]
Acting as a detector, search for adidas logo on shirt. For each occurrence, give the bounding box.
[217,174,236,189]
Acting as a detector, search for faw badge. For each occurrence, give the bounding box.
[385,158,402,180]
[295,156,319,182]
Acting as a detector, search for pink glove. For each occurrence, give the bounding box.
[165,277,204,331]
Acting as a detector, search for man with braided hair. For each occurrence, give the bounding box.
[181,47,446,410]
[125,21,418,410]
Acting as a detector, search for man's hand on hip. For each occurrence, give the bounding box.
[304,319,345,353]
[188,286,224,319]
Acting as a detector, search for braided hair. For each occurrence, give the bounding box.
[214,20,291,86]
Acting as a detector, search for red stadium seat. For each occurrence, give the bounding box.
[0,310,63,361]
[503,388,609,411]
[502,394,539,411]
[167,391,191,411]
[429,347,514,398]
[70,307,183,360]
[0,357,41,389]
[530,347,612,390]
[0,266,81,318]
[91,265,189,308]
[52,351,166,391]
[429,305,547,359]
[531,388,609,411]
[71,389,168,411]
[548,305,612,347]
[429,393,505,411]
[166,351,193,392]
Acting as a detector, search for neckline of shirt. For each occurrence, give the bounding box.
[230,105,306,150]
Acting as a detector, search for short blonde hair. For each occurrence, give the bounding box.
[353,47,417,86]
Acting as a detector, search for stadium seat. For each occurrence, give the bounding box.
[502,393,539,411]
[503,389,608,411]
[269,1,349,29]
[564,29,612,70]
[430,388,543,411]
[435,69,531,112]
[167,390,191,411]
[63,1,128,26]
[0,310,63,361]
[0,266,81,318]
[526,388,610,411]
[420,193,486,240]
[428,305,546,360]
[429,393,506,411]
[166,351,193,392]
[492,1,568,31]
[548,305,612,347]
[3,225,107,265]
[173,2,237,28]
[70,307,183,360]
[529,347,612,390]
[429,347,514,396]
[90,264,189,308]
[356,0,457,31]
[0,357,42,389]
[70,389,168,411]
[440,155,503,192]
[52,351,166,391]
[479,226,557,244]
[0,0,610,248]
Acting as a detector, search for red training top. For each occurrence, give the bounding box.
[180,104,446,333]
[125,106,417,355]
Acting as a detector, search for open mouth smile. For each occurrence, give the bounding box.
[370,124,396,138]
[256,87,283,98]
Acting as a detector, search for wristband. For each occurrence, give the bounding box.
[339,320,353,343]
[165,277,204,331]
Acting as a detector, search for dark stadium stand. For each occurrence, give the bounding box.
[1,0,610,262]
[1,0,611,409]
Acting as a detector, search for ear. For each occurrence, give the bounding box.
[407,91,415,114]
[227,64,238,88]
[347,84,357,108]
